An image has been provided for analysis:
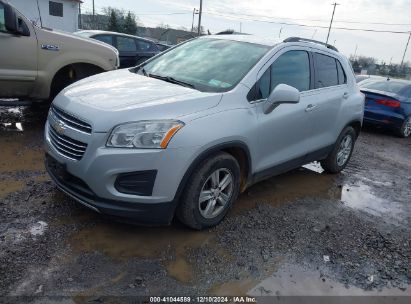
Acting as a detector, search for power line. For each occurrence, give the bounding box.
[203,12,411,34]
[203,11,411,27]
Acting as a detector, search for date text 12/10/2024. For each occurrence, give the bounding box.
[150,297,257,303]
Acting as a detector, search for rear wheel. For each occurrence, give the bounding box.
[321,126,356,173]
[177,152,240,230]
[397,116,411,138]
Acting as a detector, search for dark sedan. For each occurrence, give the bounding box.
[75,30,160,68]
[359,78,411,137]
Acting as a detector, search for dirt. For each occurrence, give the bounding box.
[0,104,410,300]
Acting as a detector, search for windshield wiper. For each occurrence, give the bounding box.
[148,73,196,89]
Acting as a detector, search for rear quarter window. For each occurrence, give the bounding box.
[314,53,339,88]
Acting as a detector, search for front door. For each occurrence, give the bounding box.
[252,49,316,176]
[0,3,37,98]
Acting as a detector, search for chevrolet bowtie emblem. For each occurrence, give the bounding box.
[54,121,66,135]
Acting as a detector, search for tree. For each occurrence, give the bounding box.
[107,9,121,32]
[123,11,137,35]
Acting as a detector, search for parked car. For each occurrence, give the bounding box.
[156,43,172,52]
[75,30,160,68]
[44,36,364,229]
[359,78,411,137]
[355,74,385,83]
[0,1,119,102]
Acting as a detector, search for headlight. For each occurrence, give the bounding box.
[107,120,184,149]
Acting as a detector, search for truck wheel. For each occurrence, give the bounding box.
[177,152,240,230]
[321,126,356,174]
[397,116,411,138]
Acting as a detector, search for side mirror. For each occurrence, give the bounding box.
[263,84,300,114]
[4,3,18,33]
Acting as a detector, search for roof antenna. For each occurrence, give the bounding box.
[36,0,43,27]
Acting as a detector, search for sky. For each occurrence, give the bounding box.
[81,0,411,64]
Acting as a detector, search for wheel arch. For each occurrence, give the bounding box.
[49,62,105,99]
[346,119,362,138]
[173,141,253,204]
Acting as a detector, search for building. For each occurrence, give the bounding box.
[9,0,81,32]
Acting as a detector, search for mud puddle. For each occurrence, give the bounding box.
[341,183,405,222]
[69,222,228,284]
[233,165,339,213]
[248,264,411,297]
[0,105,48,197]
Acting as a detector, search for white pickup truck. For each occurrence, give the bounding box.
[0,0,119,102]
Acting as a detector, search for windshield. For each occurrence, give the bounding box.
[359,80,409,95]
[141,38,271,93]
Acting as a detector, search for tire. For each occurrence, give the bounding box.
[321,126,356,174]
[397,116,411,138]
[176,152,241,230]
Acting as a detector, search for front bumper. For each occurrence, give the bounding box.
[45,154,176,225]
[44,120,200,225]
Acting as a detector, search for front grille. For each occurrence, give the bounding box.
[51,105,92,134]
[48,124,88,160]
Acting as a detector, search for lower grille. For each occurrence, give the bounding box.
[48,124,87,160]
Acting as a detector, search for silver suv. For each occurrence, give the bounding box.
[45,35,364,229]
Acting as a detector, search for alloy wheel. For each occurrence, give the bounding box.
[198,168,234,219]
[336,134,353,167]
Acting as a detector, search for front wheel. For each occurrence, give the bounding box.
[397,116,411,138]
[176,152,241,230]
[321,126,356,174]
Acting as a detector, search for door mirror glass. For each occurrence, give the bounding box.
[263,84,300,114]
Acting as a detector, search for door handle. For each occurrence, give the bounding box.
[305,104,317,112]
[343,92,349,99]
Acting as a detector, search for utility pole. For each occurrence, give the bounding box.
[78,2,82,29]
[354,44,358,59]
[197,0,203,36]
[400,32,411,67]
[326,3,339,45]
[191,8,198,32]
[92,0,95,29]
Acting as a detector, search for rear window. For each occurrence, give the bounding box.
[359,81,410,95]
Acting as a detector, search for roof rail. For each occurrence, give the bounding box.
[283,37,339,52]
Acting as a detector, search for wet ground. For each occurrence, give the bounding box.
[0,104,410,301]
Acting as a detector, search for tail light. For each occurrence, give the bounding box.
[375,99,400,108]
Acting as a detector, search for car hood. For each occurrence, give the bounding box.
[54,69,222,132]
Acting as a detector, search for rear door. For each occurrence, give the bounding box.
[115,35,138,68]
[307,52,349,148]
[0,2,38,98]
[135,39,159,65]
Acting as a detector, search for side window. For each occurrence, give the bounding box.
[117,36,137,52]
[0,3,5,32]
[315,53,339,88]
[256,68,271,99]
[270,51,310,92]
[49,1,63,17]
[93,35,114,46]
[136,39,151,51]
[336,60,347,85]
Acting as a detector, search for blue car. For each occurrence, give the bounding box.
[359,78,411,138]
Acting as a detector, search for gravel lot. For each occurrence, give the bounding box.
[0,104,410,300]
